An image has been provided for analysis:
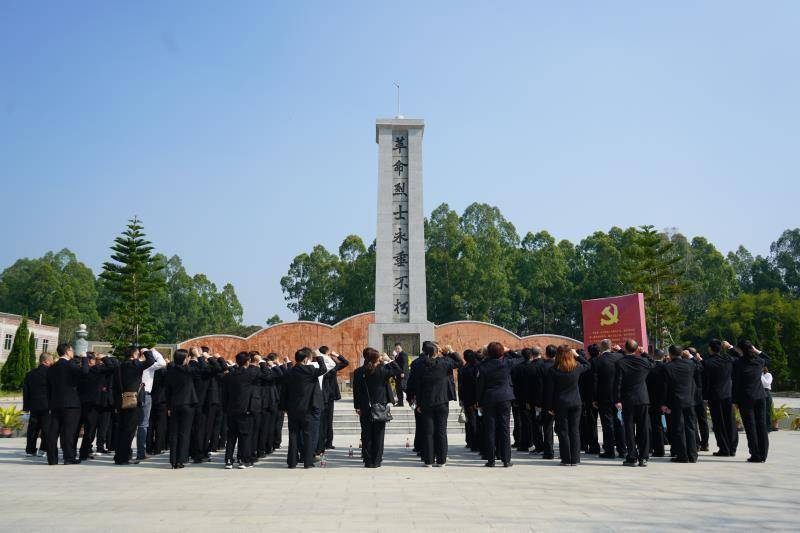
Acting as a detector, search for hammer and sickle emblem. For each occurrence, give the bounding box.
[600,303,619,326]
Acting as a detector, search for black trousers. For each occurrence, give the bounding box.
[225,412,255,464]
[709,398,736,455]
[218,413,227,450]
[359,412,387,466]
[695,402,709,447]
[273,411,284,447]
[287,410,318,468]
[464,406,479,450]
[257,408,276,454]
[168,405,194,466]
[511,404,520,445]
[580,403,600,452]
[325,399,335,448]
[555,405,582,464]
[316,401,331,453]
[78,403,100,459]
[516,406,532,451]
[394,380,404,406]
[622,404,650,461]
[420,403,449,465]
[539,408,555,457]
[250,409,263,460]
[650,408,666,456]
[482,401,511,464]
[669,406,698,461]
[148,402,168,454]
[26,409,49,455]
[114,407,139,463]
[740,399,769,461]
[204,404,222,454]
[190,407,207,460]
[531,408,544,451]
[47,407,81,465]
[599,403,626,455]
[96,408,111,450]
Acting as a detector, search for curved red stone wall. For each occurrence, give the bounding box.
[179,312,581,380]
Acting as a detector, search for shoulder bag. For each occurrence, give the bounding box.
[364,372,393,423]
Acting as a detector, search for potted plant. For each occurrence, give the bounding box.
[791,417,800,431]
[0,405,24,437]
[771,404,789,430]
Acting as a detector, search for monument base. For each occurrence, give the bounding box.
[368,322,435,357]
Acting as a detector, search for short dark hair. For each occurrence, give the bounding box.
[56,343,71,357]
[668,344,683,358]
[587,344,600,357]
[487,342,504,359]
[235,352,249,365]
[422,341,437,357]
[521,348,533,360]
[174,349,189,365]
[124,345,139,359]
[201,346,210,353]
[654,349,666,360]
[318,346,329,354]
[295,347,313,362]
[530,347,541,357]
[738,339,755,359]
[394,343,402,348]
[545,344,557,358]
[708,339,722,353]
[267,353,278,361]
[463,349,476,363]
[625,339,638,353]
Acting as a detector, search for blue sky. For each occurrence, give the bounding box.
[1,1,798,325]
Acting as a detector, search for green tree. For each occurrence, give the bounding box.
[100,217,165,352]
[674,235,738,325]
[266,314,283,326]
[280,245,339,322]
[770,228,800,296]
[334,235,375,321]
[0,318,31,390]
[624,225,693,349]
[424,203,465,325]
[28,331,36,370]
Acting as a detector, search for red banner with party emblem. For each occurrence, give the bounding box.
[581,293,648,353]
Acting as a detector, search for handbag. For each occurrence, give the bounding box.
[121,384,144,410]
[458,408,466,424]
[364,374,393,423]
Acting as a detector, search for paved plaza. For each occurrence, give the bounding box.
[0,428,796,532]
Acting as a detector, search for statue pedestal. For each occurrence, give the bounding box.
[368,321,434,357]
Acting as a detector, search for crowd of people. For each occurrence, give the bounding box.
[21,335,774,469]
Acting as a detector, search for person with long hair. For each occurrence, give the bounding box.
[544,345,590,466]
[476,342,516,467]
[352,348,402,468]
[732,340,771,462]
[406,341,465,466]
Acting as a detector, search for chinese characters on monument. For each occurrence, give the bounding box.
[391,133,410,321]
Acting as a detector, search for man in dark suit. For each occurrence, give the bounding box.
[165,349,199,468]
[510,348,534,452]
[662,345,699,463]
[46,343,88,465]
[614,339,653,467]
[458,350,480,452]
[688,347,710,451]
[593,339,626,458]
[702,339,737,456]
[279,348,330,469]
[147,365,167,455]
[407,350,428,454]
[534,345,557,460]
[95,353,117,454]
[202,352,224,459]
[524,347,544,454]
[268,353,285,450]
[646,350,668,457]
[188,347,221,463]
[23,353,53,456]
[77,353,118,460]
[392,343,409,407]
[579,345,600,454]
[113,346,155,465]
[318,347,349,453]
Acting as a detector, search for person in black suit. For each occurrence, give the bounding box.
[534,345,557,460]
[165,349,199,469]
[268,353,285,450]
[147,365,168,455]
[476,342,515,467]
[646,350,668,457]
[703,339,737,457]
[457,349,480,452]
[614,339,654,467]
[545,345,590,466]
[279,348,330,468]
[77,353,118,460]
[113,346,156,465]
[687,347,710,451]
[188,347,221,463]
[210,355,229,453]
[661,345,699,463]
[95,353,117,454]
[407,350,427,454]
[392,343,409,407]
[256,356,284,457]
[510,348,535,452]
[201,351,224,460]
[46,343,89,465]
[732,339,771,463]
[593,339,626,458]
[23,353,53,456]
[406,341,465,467]
[579,345,600,455]
[352,347,402,467]
[524,347,544,454]
[318,347,349,453]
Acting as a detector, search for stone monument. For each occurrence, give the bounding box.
[367,117,435,356]
[72,323,89,357]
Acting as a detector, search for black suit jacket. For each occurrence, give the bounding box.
[394,351,409,387]
[477,357,515,406]
[406,353,464,408]
[79,358,119,405]
[702,353,734,401]
[593,351,624,405]
[166,363,200,408]
[278,357,329,417]
[47,357,89,409]
[322,355,350,402]
[662,358,697,409]
[544,355,590,411]
[223,363,274,415]
[23,364,50,412]
[352,362,402,412]
[646,361,667,408]
[614,354,654,406]
[732,352,771,406]
[510,359,534,406]
[457,362,479,407]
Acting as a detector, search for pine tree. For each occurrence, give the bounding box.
[0,318,31,390]
[28,331,36,370]
[624,226,693,350]
[100,217,164,354]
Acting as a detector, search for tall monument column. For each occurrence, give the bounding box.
[368,117,435,356]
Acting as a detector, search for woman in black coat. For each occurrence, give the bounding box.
[352,347,402,468]
[476,342,516,467]
[545,346,590,466]
[406,341,465,466]
[731,340,771,463]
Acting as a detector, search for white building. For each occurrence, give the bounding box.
[0,312,60,363]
